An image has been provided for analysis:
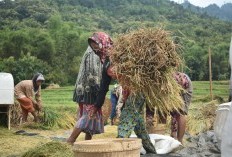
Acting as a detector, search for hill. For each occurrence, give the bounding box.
[0,0,231,84]
[182,1,232,22]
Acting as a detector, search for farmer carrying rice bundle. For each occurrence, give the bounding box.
[88,28,184,154]
[110,28,184,116]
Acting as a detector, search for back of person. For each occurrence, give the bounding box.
[73,46,102,104]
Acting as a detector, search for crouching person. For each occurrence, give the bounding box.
[15,73,45,123]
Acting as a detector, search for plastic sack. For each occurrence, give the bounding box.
[130,134,182,154]
[213,102,231,148]
[221,103,232,157]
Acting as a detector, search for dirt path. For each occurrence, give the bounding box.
[0,125,118,157]
[0,126,221,157]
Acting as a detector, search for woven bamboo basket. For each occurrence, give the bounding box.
[73,138,142,157]
[146,112,167,134]
[147,124,166,134]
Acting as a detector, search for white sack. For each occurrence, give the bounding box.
[130,134,182,154]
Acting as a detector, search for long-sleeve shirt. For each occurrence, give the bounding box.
[14,80,42,104]
[95,57,112,108]
[73,47,102,104]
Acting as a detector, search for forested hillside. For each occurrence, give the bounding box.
[0,0,231,85]
[182,1,232,22]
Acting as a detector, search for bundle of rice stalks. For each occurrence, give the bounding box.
[22,141,73,157]
[10,102,22,125]
[110,27,184,115]
[41,99,111,129]
[42,107,76,129]
[187,100,218,135]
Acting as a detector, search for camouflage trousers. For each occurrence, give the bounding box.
[117,94,157,154]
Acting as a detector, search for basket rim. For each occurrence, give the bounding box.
[73,138,142,152]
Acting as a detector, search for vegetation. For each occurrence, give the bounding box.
[0,81,230,156]
[0,0,231,85]
[22,142,74,157]
[182,2,232,22]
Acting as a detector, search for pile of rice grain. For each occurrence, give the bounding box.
[110,28,184,115]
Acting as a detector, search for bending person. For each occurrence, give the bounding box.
[171,72,192,144]
[14,73,45,123]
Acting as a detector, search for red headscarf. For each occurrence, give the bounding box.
[88,32,113,63]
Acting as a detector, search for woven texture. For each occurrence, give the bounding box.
[73,138,141,157]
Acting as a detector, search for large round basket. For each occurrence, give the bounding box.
[73,138,142,157]
[147,124,166,134]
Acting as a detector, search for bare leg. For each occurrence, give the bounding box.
[176,115,186,144]
[110,119,113,125]
[170,114,178,140]
[85,133,92,140]
[22,108,28,122]
[66,127,82,144]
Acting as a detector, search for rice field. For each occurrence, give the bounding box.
[192,80,229,101]
[0,81,230,156]
[41,85,114,108]
[40,80,230,133]
[41,81,230,108]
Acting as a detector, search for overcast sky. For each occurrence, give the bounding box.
[170,0,232,7]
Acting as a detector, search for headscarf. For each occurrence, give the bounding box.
[88,32,113,63]
[174,72,190,89]
[32,73,45,92]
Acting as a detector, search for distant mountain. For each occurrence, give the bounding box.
[182,1,232,22]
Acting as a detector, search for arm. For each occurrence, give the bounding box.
[35,87,42,111]
[95,58,112,108]
[116,86,124,117]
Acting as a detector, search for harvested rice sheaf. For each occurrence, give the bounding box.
[10,102,21,125]
[110,28,184,115]
[22,141,73,157]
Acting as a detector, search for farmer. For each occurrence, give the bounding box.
[14,73,45,123]
[110,83,122,125]
[170,72,192,144]
[66,46,103,144]
[88,32,157,154]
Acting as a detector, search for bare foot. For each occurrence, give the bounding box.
[66,139,74,145]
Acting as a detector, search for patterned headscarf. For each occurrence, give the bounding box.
[32,73,45,92]
[88,32,113,63]
[174,72,190,89]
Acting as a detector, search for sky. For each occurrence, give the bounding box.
[170,0,232,7]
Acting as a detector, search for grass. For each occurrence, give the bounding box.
[42,85,113,107]
[40,81,230,133]
[0,81,230,156]
[192,81,229,100]
[41,81,230,108]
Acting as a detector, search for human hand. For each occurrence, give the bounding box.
[34,102,42,111]
[116,105,121,118]
[37,103,43,111]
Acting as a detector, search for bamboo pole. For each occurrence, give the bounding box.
[208,47,213,100]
